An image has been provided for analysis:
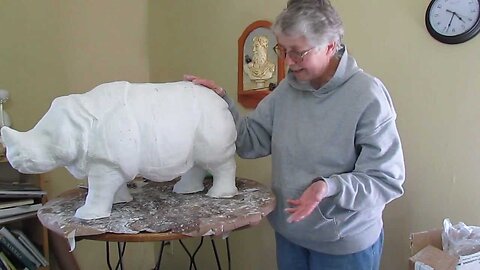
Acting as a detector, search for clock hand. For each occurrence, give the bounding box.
[445,12,455,33]
[454,13,466,23]
[453,12,469,23]
[446,9,467,23]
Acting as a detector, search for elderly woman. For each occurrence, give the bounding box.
[186,0,405,269]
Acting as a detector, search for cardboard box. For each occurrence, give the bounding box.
[409,228,480,270]
[409,245,458,270]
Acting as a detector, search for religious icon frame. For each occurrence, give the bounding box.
[238,20,285,109]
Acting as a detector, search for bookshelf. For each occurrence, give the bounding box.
[0,158,49,270]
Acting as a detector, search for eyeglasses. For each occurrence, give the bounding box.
[273,44,316,63]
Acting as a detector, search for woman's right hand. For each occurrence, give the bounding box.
[183,74,226,97]
[285,180,328,223]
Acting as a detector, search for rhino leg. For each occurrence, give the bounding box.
[113,183,133,204]
[75,165,128,220]
[207,158,237,198]
[173,165,207,194]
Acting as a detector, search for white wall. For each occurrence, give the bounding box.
[335,1,480,268]
[151,1,480,269]
[1,0,479,269]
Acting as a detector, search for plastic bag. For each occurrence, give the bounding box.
[442,218,480,256]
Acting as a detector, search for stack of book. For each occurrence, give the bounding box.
[0,140,5,161]
[0,226,48,270]
[0,182,46,224]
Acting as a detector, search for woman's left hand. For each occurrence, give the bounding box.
[183,74,226,97]
[285,180,328,223]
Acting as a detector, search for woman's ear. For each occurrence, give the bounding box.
[326,41,337,56]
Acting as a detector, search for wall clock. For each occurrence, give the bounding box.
[425,0,480,44]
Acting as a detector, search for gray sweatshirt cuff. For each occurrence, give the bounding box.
[323,177,340,197]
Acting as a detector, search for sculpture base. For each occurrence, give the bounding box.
[37,177,275,239]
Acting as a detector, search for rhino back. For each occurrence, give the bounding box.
[83,81,201,180]
[64,81,235,181]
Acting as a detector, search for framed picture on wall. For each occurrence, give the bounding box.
[238,20,285,109]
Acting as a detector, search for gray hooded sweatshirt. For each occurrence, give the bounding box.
[223,46,405,255]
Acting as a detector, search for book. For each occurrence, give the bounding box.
[0,227,39,269]
[0,234,36,270]
[0,212,37,225]
[0,204,42,219]
[12,229,48,267]
[0,182,41,192]
[0,190,46,199]
[0,199,34,210]
[0,254,7,270]
[0,252,14,270]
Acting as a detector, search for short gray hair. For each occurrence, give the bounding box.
[272,0,344,51]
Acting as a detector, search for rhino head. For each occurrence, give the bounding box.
[1,126,68,174]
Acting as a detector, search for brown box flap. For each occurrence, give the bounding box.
[409,245,458,270]
[410,228,443,255]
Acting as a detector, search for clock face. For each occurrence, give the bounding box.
[426,0,480,43]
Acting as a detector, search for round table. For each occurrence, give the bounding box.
[38,177,275,270]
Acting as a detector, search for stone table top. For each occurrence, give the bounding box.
[38,177,275,242]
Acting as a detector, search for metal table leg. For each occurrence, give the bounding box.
[104,236,232,269]
[105,241,126,270]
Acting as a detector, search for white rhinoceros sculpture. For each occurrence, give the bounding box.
[0,81,238,219]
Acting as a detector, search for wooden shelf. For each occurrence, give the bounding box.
[238,90,272,109]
